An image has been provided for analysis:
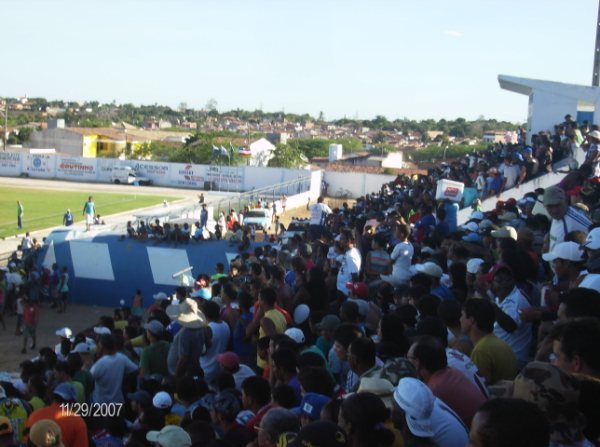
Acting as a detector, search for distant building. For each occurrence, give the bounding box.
[482,131,507,143]
[266,132,289,145]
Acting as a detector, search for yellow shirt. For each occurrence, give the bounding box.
[257,308,287,368]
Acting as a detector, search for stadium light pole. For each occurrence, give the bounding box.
[593,0,600,86]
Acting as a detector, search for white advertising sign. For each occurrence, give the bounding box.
[96,158,117,182]
[56,156,98,181]
[0,152,22,176]
[169,163,205,188]
[131,161,171,186]
[23,153,56,178]
[206,165,243,191]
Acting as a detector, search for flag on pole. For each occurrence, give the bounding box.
[238,146,252,157]
[219,145,229,157]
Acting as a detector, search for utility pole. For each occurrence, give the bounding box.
[1,99,7,151]
[593,0,600,86]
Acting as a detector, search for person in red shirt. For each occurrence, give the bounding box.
[21,294,38,354]
[26,383,89,447]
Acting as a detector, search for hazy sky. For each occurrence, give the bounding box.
[1,0,597,122]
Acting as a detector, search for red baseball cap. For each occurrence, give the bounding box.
[346,282,369,298]
[217,352,240,370]
[482,263,513,282]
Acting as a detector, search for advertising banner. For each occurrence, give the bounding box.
[169,163,205,188]
[206,165,243,191]
[131,161,171,186]
[0,152,22,176]
[23,153,56,178]
[96,158,117,182]
[56,156,98,181]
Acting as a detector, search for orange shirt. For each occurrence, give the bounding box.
[26,403,89,447]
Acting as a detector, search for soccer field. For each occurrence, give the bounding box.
[0,187,178,238]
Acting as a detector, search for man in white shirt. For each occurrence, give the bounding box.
[544,186,591,251]
[308,196,332,241]
[336,229,361,297]
[484,264,532,368]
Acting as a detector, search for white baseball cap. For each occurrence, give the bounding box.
[55,327,72,339]
[584,227,600,250]
[293,304,310,325]
[146,425,191,447]
[153,291,168,301]
[284,328,306,344]
[462,222,479,233]
[72,342,91,354]
[93,326,111,335]
[152,391,173,409]
[466,258,485,275]
[414,262,443,278]
[542,241,585,262]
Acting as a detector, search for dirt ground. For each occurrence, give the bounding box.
[0,197,350,373]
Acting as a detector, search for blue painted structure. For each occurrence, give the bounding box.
[37,228,262,308]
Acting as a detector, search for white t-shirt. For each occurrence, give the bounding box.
[336,247,362,294]
[309,203,332,225]
[233,364,256,389]
[430,398,469,447]
[445,348,489,398]
[493,287,532,367]
[200,321,231,386]
[549,207,591,251]
[502,164,520,189]
[385,241,413,284]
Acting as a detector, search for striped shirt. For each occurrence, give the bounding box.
[549,206,591,251]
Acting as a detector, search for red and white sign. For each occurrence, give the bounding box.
[435,179,464,202]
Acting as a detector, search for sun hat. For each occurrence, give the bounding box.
[146,425,191,447]
[542,241,584,262]
[357,377,395,409]
[414,262,443,278]
[55,327,72,339]
[167,299,207,328]
[466,258,485,275]
[584,227,600,250]
[152,391,173,409]
[490,226,517,241]
[588,130,600,140]
[29,420,65,447]
[293,304,310,325]
[217,351,240,370]
[284,328,306,344]
[393,377,435,437]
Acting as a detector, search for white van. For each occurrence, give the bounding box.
[111,166,152,185]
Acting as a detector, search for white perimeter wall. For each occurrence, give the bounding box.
[0,152,318,195]
[323,171,396,198]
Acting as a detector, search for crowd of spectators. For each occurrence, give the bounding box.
[1,114,600,447]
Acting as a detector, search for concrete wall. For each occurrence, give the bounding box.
[323,171,396,198]
[528,91,577,141]
[29,128,85,156]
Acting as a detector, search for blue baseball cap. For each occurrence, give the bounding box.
[292,393,331,420]
[53,383,77,402]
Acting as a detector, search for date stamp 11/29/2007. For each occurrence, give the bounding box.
[60,403,123,418]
